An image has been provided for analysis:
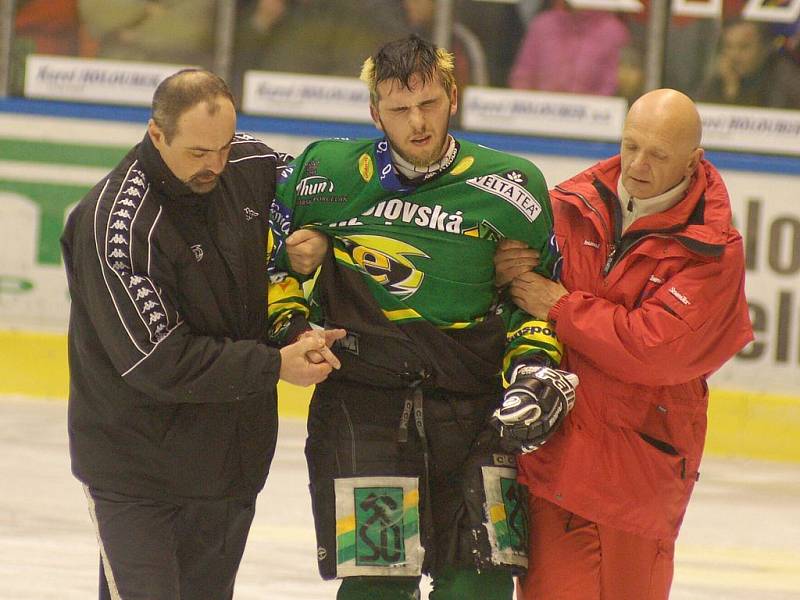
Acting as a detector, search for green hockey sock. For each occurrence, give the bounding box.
[337,576,421,600]
[429,566,514,600]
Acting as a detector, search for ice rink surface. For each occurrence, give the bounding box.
[1,395,798,600]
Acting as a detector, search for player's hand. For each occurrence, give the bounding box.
[491,363,579,453]
[279,331,342,386]
[494,239,540,288]
[286,229,329,275]
[509,271,567,320]
[297,328,346,367]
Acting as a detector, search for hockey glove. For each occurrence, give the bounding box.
[491,363,579,453]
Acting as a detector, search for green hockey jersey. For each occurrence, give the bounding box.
[268,136,563,377]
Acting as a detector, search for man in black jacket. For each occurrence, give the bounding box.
[60,69,343,600]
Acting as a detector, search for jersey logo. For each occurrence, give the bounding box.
[466,171,541,223]
[463,219,503,242]
[359,153,374,182]
[296,175,335,197]
[450,156,474,176]
[343,235,428,300]
[363,199,463,234]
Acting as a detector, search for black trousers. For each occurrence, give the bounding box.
[85,487,256,600]
[306,378,519,579]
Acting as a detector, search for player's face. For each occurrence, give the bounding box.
[371,72,457,168]
[149,96,236,194]
[620,111,700,199]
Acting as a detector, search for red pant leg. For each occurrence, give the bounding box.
[518,496,601,599]
[517,496,674,600]
[597,524,674,600]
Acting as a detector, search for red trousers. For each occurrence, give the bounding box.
[517,496,675,600]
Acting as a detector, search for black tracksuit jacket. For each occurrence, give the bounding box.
[61,132,284,501]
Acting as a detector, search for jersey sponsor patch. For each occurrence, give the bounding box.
[463,219,503,241]
[342,235,428,300]
[450,155,474,176]
[362,199,463,234]
[481,466,528,569]
[296,175,335,197]
[359,153,374,182]
[466,171,542,223]
[333,476,423,578]
[296,174,348,206]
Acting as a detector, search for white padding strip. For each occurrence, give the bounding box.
[83,485,124,600]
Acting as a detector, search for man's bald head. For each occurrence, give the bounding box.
[620,89,704,199]
[628,89,702,151]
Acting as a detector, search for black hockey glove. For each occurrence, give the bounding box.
[491,363,579,453]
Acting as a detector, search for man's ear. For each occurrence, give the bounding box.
[147,118,164,148]
[369,103,384,133]
[687,147,704,175]
[449,85,458,116]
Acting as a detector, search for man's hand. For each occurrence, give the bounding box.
[297,327,346,366]
[491,364,579,453]
[509,271,567,320]
[494,239,540,288]
[279,329,345,386]
[286,229,329,275]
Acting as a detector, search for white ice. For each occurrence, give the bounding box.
[1,396,798,599]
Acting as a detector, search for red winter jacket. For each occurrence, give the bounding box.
[518,156,753,541]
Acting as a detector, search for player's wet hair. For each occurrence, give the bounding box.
[151,69,235,144]
[360,35,456,104]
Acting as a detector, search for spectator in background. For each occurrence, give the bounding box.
[508,0,629,95]
[402,0,489,87]
[233,0,405,81]
[696,18,800,109]
[11,0,93,94]
[616,45,645,106]
[458,0,526,87]
[625,11,719,97]
[78,0,215,68]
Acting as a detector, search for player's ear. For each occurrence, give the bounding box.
[449,85,458,116]
[369,103,384,132]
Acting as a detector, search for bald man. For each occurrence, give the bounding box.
[494,89,752,600]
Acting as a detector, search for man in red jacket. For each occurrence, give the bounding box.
[494,88,753,600]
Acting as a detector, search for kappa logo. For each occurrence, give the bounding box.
[106,164,172,345]
[583,239,600,249]
[243,207,259,221]
[191,244,204,262]
[466,171,541,223]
